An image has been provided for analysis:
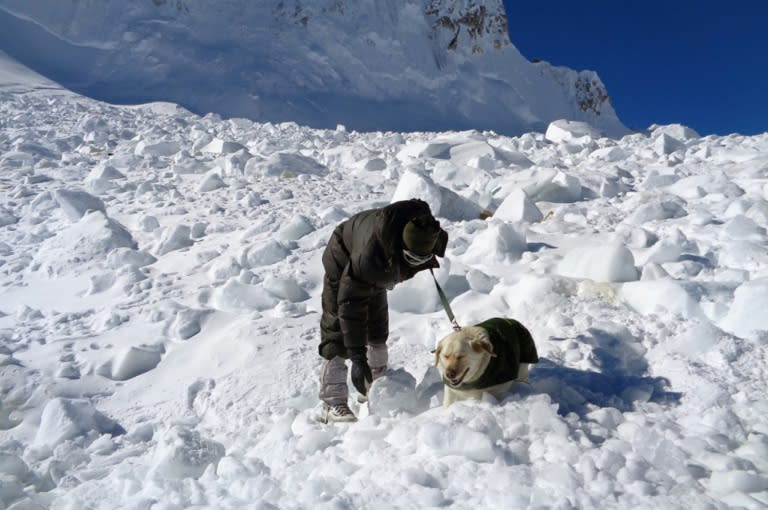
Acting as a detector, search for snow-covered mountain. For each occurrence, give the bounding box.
[0,0,626,135]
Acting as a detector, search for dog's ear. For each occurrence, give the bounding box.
[433,343,442,367]
[470,332,496,358]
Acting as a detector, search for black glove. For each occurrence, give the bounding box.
[348,349,372,396]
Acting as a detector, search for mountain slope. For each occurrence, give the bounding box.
[0,0,626,135]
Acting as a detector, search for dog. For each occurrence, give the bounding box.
[434,318,539,407]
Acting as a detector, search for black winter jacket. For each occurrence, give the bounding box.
[320,199,448,356]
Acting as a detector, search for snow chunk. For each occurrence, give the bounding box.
[719,278,768,340]
[653,133,685,155]
[171,308,209,340]
[106,247,157,269]
[494,188,543,223]
[709,470,768,494]
[545,119,601,144]
[150,426,225,479]
[527,171,583,203]
[34,398,124,449]
[154,225,193,255]
[109,346,163,380]
[723,215,766,242]
[35,211,136,275]
[589,146,628,162]
[199,138,246,155]
[276,215,315,241]
[0,207,18,227]
[651,123,700,141]
[53,189,106,222]
[86,164,126,193]
[557,243,638,282]
[249,152,327,177]
[367,369,421,416]
[263,275,309,302]
[418,422,496,463]
[627,196,687,225]
[207,256,242,282]
[210,278,279,313]
[198,172,226,192]
[134,140,181,157]
[319,206,349,224]
[241,241,290,268]
[391,171,482,221]
[463,220,526,265]
[620,280,705,319]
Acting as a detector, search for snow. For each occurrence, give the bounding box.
[0,3,626,136]
[1,52,768,510]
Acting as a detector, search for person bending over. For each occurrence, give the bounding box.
[318,199,448,423]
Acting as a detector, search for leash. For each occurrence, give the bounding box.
[429,268,461,332]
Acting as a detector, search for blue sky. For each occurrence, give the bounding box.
[503,1,768,135]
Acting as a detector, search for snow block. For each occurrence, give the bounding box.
[627,196,687,225]
[653,133,685,156]
[33,398,124,449]
[557,243,638,283]
[276,215,315,241]
[494,188,543,223]
[241,240,290,268]
[210,278,279,313]
[110,346,163,380]
[527,171,583,203]
[462,220,526,265]
[150,426,225,479]
[545,119,601,144]
[154,225,193,255]
[418,422,496,463]
[589,146,627,162]
[34,211,137,275]
[719,278,768,340]
[198,172,226,192]
[134,140,181,157]
[620,280,705,320]
[391,171,482,221]
[367,369,421,417]
[0,207,18,227]
[207,256,242,282]
[105,247,157,270]
[651,123,700,141]
[171,308,209,340]
[263,276,309,302]
[53,189,106,222]
[199,138,246,155]
[250,152,327,177]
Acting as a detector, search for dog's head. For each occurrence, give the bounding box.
[434,326,496,387]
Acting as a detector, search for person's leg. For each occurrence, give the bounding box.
[318,275,355,422]
[318,356,348,407]
[318,356,356,423]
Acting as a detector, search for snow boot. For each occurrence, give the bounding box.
[319,356,356,423]
[320,402,357,424]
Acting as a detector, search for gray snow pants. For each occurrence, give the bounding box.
[319,343,388,406]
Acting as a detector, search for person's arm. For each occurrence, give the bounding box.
[337,264,371,353]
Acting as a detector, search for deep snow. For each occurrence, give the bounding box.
[1,50,768,509]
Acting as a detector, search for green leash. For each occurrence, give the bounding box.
[430,268,461,332]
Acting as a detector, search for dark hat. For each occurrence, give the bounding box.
[402,214,440,255]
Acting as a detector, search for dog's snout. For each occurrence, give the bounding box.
[445,368,457,379]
